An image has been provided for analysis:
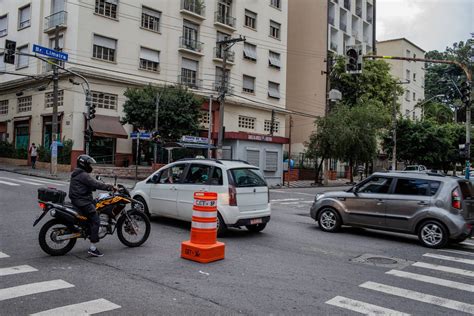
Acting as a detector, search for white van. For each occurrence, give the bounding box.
[132,159,271,233]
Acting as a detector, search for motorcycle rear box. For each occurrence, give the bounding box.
[38,188,67,204]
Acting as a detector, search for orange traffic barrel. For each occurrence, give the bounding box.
[181,192,225,263]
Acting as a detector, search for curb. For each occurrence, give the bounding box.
[270,183,352,189]
[0,167,69,181]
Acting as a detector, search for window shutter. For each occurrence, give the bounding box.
[265,151,278,171]
[0,16,7,30]
[140,47,160,62]
[182,58,198,71]
[18,46,29,67]
[94,35,116,49]
[106,0,119,5]
[268,82,280,98]
[243,76,254,90]
[246,149,260,167]
[269,51,281,67]
[52,0,65,13]
[244,43,257,60]
[246,10,256,19]
[20,6,31,23]
[143,7,160,17]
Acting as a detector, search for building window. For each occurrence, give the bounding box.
[264,120,279,133]
[180,58,199,88]
[0,54,5,73]
[268,81,280,99]
[243,42,257,61]
[247,149,260,167]
[269,20,281,39]
[0,15,7,37]
[406,49,411,60]
[16,45,29,69]
[18,5,31,29]
[405,90,410,101]
[270,0,281,9]
[93,34,116,62]
[244,10,257,29]
[0,100,8,115]
[412,112,416,120]
[141,6,160,32]
[406,69,410,81]
[92,91,117,110]
[413,53,416,59]
[139,47,160,72]
[265,151,278,171]
[182,20,200,50]
[95,0,118,19]
[243,75,255,93]
[268,51,281,69]
[238,116,256,129]
[45,90,64,108]
[413,92,416,101]
[413,73,416,82]
[18,96,32,113]
[199,111,210,127]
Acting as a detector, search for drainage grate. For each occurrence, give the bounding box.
[350,253,413,269]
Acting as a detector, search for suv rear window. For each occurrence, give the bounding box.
[458,181,473,199]
[394,178,440,196]
[229,168,266,187]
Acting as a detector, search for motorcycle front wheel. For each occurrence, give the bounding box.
[117,210,150,247]
[38,219,77,256]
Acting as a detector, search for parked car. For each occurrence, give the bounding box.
[310,172,474,248]
[132,159,271,234]
[404,165,427,172]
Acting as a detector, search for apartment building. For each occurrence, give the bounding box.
[0,0,288,185]
[328,0,375,55]
[377,38,425,120]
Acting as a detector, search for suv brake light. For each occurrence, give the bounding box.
[452,188,462,209]
[229,184,237,206]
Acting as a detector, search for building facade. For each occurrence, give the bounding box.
[0,0,289,185]
[377,38,426,120]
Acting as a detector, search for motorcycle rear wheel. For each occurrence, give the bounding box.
[39,219,77,256]
[117,210,150,247]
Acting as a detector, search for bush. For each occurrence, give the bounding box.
[14,148,28,159]
[58,139,73,165]
[38,145,51,163]
[0,141,15,158]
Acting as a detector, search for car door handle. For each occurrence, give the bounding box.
[377,199,384,205]
[418,201,428,206]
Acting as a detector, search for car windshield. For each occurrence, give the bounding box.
[230,168,267,187]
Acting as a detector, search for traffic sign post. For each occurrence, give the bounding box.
[130,132,153,182]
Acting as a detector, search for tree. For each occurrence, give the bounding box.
[122,85,203,142]
[421,101,454,124]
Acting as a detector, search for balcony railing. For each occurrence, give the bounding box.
[356,7,362,17]
[179,36,203,53]
[181,0,205,17]
[214,11,236,28]
[329,16,335,26]
[178,75,203,89]
[340,23,347,32]
[44,11,67,32]
[213,47,235,62]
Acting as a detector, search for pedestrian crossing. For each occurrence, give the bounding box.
[271,197,314,208]
[0,176,67,188]
[325,246,474,315]
[0,251,121,315]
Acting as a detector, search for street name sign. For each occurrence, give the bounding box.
[130,132,151,140]
[33,44,68,62]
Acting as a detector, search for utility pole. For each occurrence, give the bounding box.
[391,87,397,171]
[153,92,160,164]
[287,115,293,187]
[51,25,60,176]
[323,53,333,185]
[216,35,245,159]
[207,95,213,158]
[270,109,275,136]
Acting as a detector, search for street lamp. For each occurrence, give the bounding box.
[415,94,445,120]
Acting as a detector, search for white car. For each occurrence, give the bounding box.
[132,159,271,233]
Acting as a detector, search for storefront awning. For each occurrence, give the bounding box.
[90,114,128,139]
[163,142,215,149]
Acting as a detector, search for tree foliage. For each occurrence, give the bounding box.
[122,85,203,142]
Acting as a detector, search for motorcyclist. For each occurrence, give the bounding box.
[69,154,115,257]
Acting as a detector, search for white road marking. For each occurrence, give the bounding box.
[20,177,67,186]
[462,240,474,246]
[0,279,74,301]
[0,180,20,186]
[326,295,410,316]
[31,298,121,316]
[0,265,38,277]
[272,190,315,196]
[280,202,301,205]
[386,269,474,292]
[440,249,474,257]
[412,261,474,277]
[0,252,10,258]
[423,253,474,265]
[0,177,43,186]
[270,198,301,202]
[360,281,474,314]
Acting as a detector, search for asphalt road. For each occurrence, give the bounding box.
[0,170,473,315]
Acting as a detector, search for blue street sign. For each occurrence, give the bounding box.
[130,132,151,140]
[33,44,68,62]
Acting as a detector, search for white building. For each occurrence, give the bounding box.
[0,0,289,185]
[377,38,426,120]
[328,0,375,55]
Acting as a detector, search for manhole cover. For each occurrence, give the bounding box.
[350,253,413,268]
[366,257,398,265]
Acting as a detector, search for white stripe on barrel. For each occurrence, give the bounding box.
[192,221,217,229]
[192,210,217,218]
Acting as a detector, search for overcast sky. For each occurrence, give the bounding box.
[376,0,473,52]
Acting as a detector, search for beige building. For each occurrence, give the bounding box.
[377,38,425,120]
[0,0,289,185]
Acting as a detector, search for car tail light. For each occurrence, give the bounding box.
[452,189,462,209]
[229,184,237,206]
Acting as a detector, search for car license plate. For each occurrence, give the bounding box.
[250,218,263,225]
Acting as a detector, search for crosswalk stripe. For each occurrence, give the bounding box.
[0,265,38,277]
[0,180,20,186]
[423,253,474,265]
[20,177,67,186]
[0,177,43,186]
[30,298,121,316]
[360,281,474,314]
[386,269,474,292]
[0,252,10,258]
[413,261,474,277]
[326,295,410,315]
[270,198,301,202]
[0,279,74,301]
[462,240,474,246]
[440,249,474,257]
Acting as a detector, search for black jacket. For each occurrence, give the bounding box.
[69,168,113,207]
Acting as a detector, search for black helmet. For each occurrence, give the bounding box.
[77,154,96,173]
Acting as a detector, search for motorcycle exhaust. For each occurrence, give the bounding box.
[55,232,82,241]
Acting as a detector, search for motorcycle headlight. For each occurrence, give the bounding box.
[50,209,56,217]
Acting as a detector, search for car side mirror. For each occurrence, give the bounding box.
[147,173,160,184]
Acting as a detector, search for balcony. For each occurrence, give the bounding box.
[180,0,205,20]
[213,47,235,63]
[213,81,234,94]
[44,11,67,33]
[179,37,204,55]
[178,75,203,89]
[214,11,236,31]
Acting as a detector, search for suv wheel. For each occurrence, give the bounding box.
[318,208,342,232]
[217,212,227,236]
[418,220,448,248]
[134,196,151,219]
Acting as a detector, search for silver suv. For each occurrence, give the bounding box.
[310,172,474,248]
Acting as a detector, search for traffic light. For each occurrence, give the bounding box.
[88,103,96,120]
[345,45,363,74]
[460,81,471,106]
[4,40,16,65]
